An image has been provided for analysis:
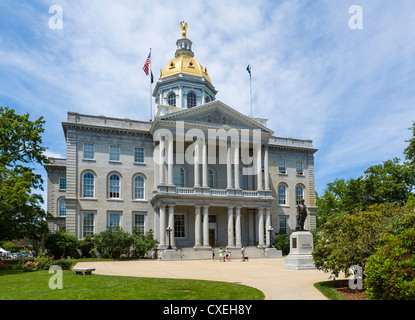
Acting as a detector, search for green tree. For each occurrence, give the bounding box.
[316,159,415,230]
[313,203,415,278]
[404,121,415,164]
[0,107,50,241]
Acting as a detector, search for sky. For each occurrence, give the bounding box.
[1,0,415,207]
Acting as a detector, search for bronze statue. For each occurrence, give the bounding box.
[296,199,307,231]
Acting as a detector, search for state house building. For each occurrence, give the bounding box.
[44,24,317,259]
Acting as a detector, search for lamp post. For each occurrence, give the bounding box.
[267,226,274,248]
[166,225,173,250]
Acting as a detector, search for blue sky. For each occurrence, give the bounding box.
[1,0,415,206]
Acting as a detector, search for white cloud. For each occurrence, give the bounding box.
[1,0,415,198]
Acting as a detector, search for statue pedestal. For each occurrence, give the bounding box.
[284,231,315,270]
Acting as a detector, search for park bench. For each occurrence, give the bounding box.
[72,267,95,275]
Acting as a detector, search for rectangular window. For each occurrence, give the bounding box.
[59,178,67,190]
[133,213,145,234]
[134,147,145,163]
[109,145,120,161]
[83,213,95,237]
[278,161,286,174]
[174,214,186,238]
[83,143,95,160]
[279,217,287,234]
[108,213,121,230]
[296,162,303,175]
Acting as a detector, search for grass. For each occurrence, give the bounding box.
[0,270,265,300]
[314,280,346,300]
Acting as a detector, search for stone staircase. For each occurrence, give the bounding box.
[170,246,281,260]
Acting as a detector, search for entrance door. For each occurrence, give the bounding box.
[209,229,215,247]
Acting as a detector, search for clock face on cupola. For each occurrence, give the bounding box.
[153,21,218,109]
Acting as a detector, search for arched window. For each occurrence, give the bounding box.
[173,167,185,187]
[109,174,121,199]
[133,175,145,200]
[167,92,176,107]
[205,96,211,103]
[208,168,215,188]
[278,184,287,205]
[187,92,197,108]
[58,198,66,217]
[83,172,95,198]
[296,185,304,205]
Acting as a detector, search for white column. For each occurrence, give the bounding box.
[168,135,174,186]
[227,206,235,247]
[265,208,271,247]
[203,206,210,247]
[159,205,166,248]
[258,208,265,247]
[227,140,232,189]
[168,205,175,248]
[194,138,200,187]
[235,207,242,247]
[248,212,255,246]
[234,142,240,189]
[264,145,269,190]
[256,144,262,190]
[194,205,202,248]
[159,137,165,185]
[202,140,208,188]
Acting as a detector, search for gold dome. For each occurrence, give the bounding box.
[160,55,212,84]
[159,21,212,85]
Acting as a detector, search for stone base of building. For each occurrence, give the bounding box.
[264,247,282,258]
[283,231,315,270]
[159,249,182,260]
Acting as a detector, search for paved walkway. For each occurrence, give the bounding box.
[75,258,334,300]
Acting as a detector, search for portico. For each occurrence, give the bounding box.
[154,202,274,251]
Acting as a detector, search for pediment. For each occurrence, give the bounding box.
[155,100,274,134]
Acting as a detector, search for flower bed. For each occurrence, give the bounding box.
[0,257,73,272]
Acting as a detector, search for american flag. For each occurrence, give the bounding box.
[142,51,151,76]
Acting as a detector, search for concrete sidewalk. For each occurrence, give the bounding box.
[75,258,333,300]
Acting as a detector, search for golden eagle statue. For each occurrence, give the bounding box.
[180,21,188,38]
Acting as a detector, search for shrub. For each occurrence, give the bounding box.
[78,233,96,258]
[131,229,158,258]
[272,233,291,255]
[364,227,415,300]
[95,226,133,259]
[44,231,78,258]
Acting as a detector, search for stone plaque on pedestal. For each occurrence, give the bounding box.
[284,231,315,270]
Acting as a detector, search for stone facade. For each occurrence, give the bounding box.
[43,25,317,258]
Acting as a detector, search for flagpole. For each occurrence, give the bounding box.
[149,48,153,121]
[249,67,253,118]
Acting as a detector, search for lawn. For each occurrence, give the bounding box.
[0,270,265,300]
